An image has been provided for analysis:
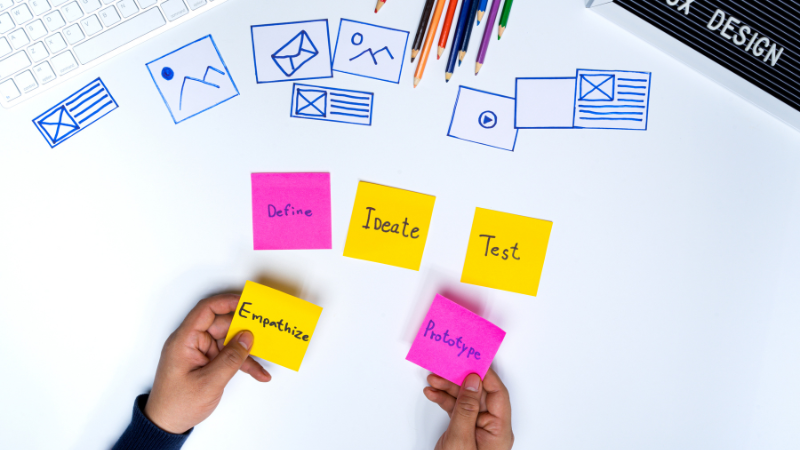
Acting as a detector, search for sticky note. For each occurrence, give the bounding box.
[251,172,332,250]
[461,208,552,296]
[224,281,322,371]
[406,294,505,385]
[343,181,436,271]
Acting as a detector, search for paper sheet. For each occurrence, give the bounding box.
[406,294,506,385]
[332,19,409,84]
[224,281,323,371]
[251,20,333,83]
[251,172,332,250]
[447,86,518,151]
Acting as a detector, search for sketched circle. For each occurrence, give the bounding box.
[479,111,497,129]
[161,67,174,81]
[351,32,363,46]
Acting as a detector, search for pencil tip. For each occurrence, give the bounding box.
[498,27,505,39]
[445,73,452,82]
[475,63,482,75]
[413,77,420,88]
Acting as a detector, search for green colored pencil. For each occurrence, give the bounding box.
[498,0,513,39]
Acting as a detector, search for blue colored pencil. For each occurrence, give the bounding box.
[446,0,472,81]
[458,0,481,66]
[477,0,489,24]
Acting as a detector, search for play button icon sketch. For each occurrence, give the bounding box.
[479,110,497,129]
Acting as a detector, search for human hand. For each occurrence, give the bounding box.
[143,294,271,434]
[423,368,514,450]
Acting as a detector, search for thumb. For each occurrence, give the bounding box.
[202,331,254,390]
[446,373,482,447]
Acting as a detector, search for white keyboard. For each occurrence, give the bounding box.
[0,0,230,108]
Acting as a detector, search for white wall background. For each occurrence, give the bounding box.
[1,0,800,449]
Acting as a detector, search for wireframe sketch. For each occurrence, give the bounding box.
[515,69,652,130]
[447,86,518,151]
[146,35,239,124]
[332,19,409,84]
[252,20,333,84]
[290,83,374,126]
[33,78,118,147]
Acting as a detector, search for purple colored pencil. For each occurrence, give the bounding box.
[475,0,501,74]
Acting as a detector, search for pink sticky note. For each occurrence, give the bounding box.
[252,173,332,250]
[406,294,506,385]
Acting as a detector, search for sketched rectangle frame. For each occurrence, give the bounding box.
[514,77,577,130]
[32,77,119,148]
[290,83,374,126]
[447,85,518,152]
[145,34,240,125]
[578,73,616,102]
[295,89,328,117]
[331,18,410,84]
[251,19,334,84]
[572,68,652,131]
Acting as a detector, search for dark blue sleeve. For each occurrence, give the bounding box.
[112,394,192,450]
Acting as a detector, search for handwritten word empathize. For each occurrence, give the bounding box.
[706,9,785,67]
[424,320,481,360]
[238,302,310,341]
[267,204,313,218]
[361,207,421,238]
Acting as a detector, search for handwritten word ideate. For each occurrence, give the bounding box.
[252,172,332,250]
[224,281,323,371]
[406,295,505,385]
[343,181,436,270]
[461,207,552,296]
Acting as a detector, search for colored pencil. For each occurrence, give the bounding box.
[411,0,435,62]
[475,0,500,75]
[437,0,460,59]
[476,0,488,25]
[498,0,513,38]
[458,0,480,66]
[375,0,386,13]
[445,0,471,81]
[413,0,447,87]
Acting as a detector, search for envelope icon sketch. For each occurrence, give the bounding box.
[579,74,615,101]
[272,30,320,77]
[296,89,327,117]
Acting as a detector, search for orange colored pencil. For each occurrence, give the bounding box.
[413,0,447,87]
[437,0,459,59]
[375,0,386,13]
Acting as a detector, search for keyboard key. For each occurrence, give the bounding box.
[0,50,30,78]
[79,14,100,35]
[32,60,54,83]
[187,0,205,10]
[101,0,112,4]
[10,3,32,24]
[0,0,13,11]
[50,49,76,74]
[44,31,65,52]
[160,0,186,21]
[73,7,163,63]
[27,40,47,61]
[98,6,118,26]
[136,0,156,8]
[0,36,9,56]
[50,0,69,5]
[62,2,83,21]
[78,0,99,13]
[24,19,46,39]
[117,0,137,18]
[15,69,36,92]
[63,23,83,43]
[8,28,28,48]
[0,78,20,100]
[0,12,12,33]
[43,10,64,30]
[29,0,50,15]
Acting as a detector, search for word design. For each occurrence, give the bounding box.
[706,9,784,67]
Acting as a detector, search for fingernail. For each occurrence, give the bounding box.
[465,373,481,392]
[237,331,253,351]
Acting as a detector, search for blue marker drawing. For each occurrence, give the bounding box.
[478,111,497,128]
[33,78,118,148]
[290,83,374,126]
[146,35,239,124]
[448,86,517,151]
[514,69,652,131]
[252,20,333,84]
[332,19,409,84]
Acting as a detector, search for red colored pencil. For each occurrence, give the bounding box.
[437,0,459,59]
[375,0,386,13]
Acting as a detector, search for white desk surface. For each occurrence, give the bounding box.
[2,0,800,449]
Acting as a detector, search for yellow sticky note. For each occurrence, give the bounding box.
[343,181,436,270]
[224,281,322,371]
[461,208,553,296]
